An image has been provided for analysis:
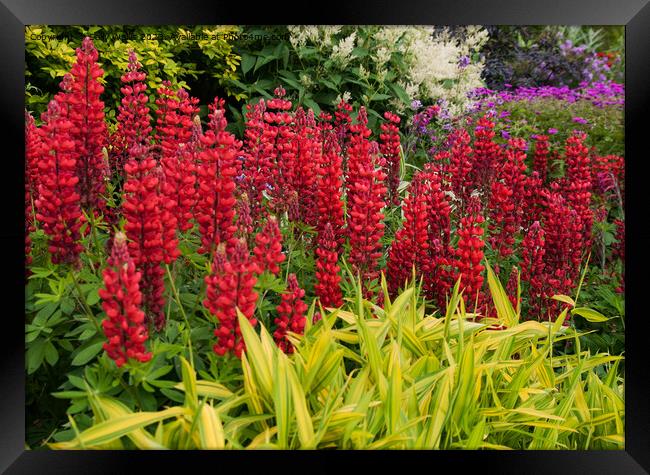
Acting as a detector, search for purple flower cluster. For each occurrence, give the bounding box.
[559,40,621,84]
[467,81,624,113]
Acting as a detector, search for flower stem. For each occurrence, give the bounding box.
[165,264,194,369]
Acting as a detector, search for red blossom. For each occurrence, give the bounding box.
[315,222,343,309]
[520,221,546,319]
[470,115,501,196]
[347,108,387,296]
[241,99,275,222]
[453,196,486,314]
[487,138,528,261]
[386,173,430,295]
[380,111,402,206]
[25,111,41,267]
[204,240,258,358]
[34,100,83,266]
[99,232,152,367]
[532,134,550,183]
[67,37,108,211]
[274,273,307,354]
[122,143,167,330]
[112,50,152,180]
[252,215,285,275]
[448,128,474,207]
[316,129,345,251]
[195,98,242,256]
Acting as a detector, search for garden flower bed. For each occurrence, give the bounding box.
[25,26,625,450]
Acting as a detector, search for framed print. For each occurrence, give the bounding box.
[2,0,649,473]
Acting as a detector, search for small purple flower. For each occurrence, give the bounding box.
[499,110,510,118]
[411,99,422,111]
[501,130,511,139]
[547,128,558,135]
[458,55,470,69]
[572,116,588,124]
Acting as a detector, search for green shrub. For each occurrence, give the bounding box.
[25,25,243,119]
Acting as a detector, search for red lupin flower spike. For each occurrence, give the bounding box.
[315,222,343,309]
[241,99,275,222]
[453,195,486,315]
[25,111,41,267]
[347,108,387,297]
[34,100,83,266]
[274,273,307,354]
[532,134,550,183]
[252,215,285,275]
[121,143,167,330]
[99,231,152,368]
[386,173,430,296]
[316,129,345,251]
[67,37,108,211]
[112,50,152,180]
[195,98,242,256]
[520,221,546,319]
[380,111,402,206]
[204,239,258,358]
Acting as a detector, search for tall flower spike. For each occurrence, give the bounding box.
[196,98,242,255]
[316,130,345,250]
[25,111,41,267]
[470,115,500,197]
[386,173,430,296]
[315,222,343,309]
[34,100,83,266]
[99,231,152,368]
[113,50,152,180]
[420,164,453,306]
[291,107,319,226]
[487,137,528,262]
[532,134,550,183]
[454,195,486,315]
[204,240,258,358]
[159,87,200,234]
[241,99,275,222]
[274,273,307,354]
[67,37,108,211]
[563,132,594,249]
[347,108,387,297]
[252,215,285,275]
[380,111,402,206]
[121,143,167,330]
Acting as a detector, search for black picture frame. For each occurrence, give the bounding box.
[2,1,649,473]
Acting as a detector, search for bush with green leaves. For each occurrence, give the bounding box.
[224,26,487,133]
[25,25,243,119]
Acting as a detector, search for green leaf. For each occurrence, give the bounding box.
[389,83,410,105]
[44,341,59,366]
[572,307,611,323]
[241,54,256,75]
[71,341,104,366]
[27,339,46,374]
[302,97,321,116]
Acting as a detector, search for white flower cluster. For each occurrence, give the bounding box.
[331,31,357,67]
[387,26,489,114]
[286,25,488,115]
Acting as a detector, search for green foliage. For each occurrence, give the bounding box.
[491,99,624,157]
[25,25,242,119]
[226,26,487,132]
[47,278,624,450]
